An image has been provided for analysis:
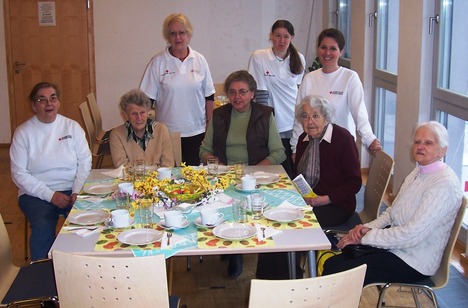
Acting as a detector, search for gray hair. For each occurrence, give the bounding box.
[295,96,335,123]
[162,13,193,42]
[119,89,152,112]
[414,121,449,149]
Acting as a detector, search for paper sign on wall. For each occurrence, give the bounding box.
[38,2,56,26]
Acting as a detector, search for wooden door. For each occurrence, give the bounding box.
[5,0,93,130]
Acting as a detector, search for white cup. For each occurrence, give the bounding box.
[200,208,224,226]
[157,167,172,180]
[241,175,256,191]
[110,209,130,228]
[164,211,188,228]
[118,182,134,195]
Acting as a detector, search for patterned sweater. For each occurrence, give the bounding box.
[362,164,462,275]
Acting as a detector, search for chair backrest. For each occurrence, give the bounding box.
[248,264,366,308]
[214,83,225,96]
[79,101,99,153]
[86,92,106,141]
[0,213,20,301]
[52,250,170,307]
[431,197,466,289]
[170,131,182,167]
[359,151,394,223]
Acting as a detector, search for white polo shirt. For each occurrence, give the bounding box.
[140,46,215,137]
[248,48,305,133]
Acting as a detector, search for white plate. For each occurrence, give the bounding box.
[193,217,225,228]
[263,208,305,223]
[117,229,162,245]
[157,219,190,230]
[212,223,256,240]
[83,183,117,196]
[250,172,280,185]
[234,183,260,193]
[68,210,110,226]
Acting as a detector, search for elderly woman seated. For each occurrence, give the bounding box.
[109,89,175,168]
[323,121,463,285]
[257,95,362,279]
[295,95,362,227]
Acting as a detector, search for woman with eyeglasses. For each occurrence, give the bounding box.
[140,13,215,166]
[295,95,362,227]
[290,28,381,160]
[199,70,286,278]
[256,95,362,280]
[248,20,306,177]
[10,82,91,260]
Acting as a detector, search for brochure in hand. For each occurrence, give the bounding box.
[292,174,317,198]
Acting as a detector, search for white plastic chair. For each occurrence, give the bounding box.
[249,264,367,307]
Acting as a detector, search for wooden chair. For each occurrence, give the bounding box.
[87,92,111,143]
[327,150,394,232]
[248,264,366,307]
[52,250,180,308]
[170,131,182,167]
[365,197,466,308]
[79,101,111,169]
[1,213,58,307]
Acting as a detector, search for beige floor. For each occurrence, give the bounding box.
[1,145,465,307]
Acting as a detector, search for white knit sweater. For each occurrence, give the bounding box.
[362,164,462,276]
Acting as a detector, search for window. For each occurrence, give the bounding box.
[433,0,468,232]
[373,0,400,156]
[337,0,351,60]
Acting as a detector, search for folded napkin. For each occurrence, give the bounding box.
[160,231,186,249]
[66,226,104,237]
[277,200,308,211]
[254,223,282,242]
[101,165,125,179]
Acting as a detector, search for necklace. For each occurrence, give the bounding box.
[272,49,287,62]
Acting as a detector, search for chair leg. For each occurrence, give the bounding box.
[186,256,191,271]
[376,283,391,308]
[167,258,174,295]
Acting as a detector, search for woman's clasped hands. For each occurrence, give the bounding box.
[336,224,371,249]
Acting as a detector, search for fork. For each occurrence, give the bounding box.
[261,227,266,238]
[166,230,173,246]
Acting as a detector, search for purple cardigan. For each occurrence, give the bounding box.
[295,124,362,215]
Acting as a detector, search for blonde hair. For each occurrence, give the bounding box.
[162,13,193,42]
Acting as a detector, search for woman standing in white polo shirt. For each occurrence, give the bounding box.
[140,13,215,166]
[248,20,305,176]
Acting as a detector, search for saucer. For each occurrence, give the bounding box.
[235,183,260,192]
[157,219,190,230]
[193,217,225,228]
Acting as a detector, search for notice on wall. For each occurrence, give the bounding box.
[38,1,56,26]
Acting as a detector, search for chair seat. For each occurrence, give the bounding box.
[169,295,181,308]
[1,259,57,305]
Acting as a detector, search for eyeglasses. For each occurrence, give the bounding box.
[301,113,324,121]
[227,89,250,97]
[35,95,58,104]
[169,31,187,37]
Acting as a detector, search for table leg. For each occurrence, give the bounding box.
[308,251,316,277]
[287,251,297,279]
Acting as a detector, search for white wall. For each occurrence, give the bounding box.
[93,0,321,131]
[0,0,321,143]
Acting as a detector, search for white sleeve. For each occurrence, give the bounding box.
[72,123,92,194]
[248,52,268,91]
[347,73,377,148]
[10,129,55,202]
[140,56,160,101]
[290,77,309,152]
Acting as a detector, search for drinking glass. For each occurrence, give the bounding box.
[232,198,248,223]
[250,193,265,220]
[133,159,146,181]
[234,161,245,185]
[138,199,153,228]
[207,157,219,175]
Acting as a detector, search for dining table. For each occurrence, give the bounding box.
[48,165,331,279]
